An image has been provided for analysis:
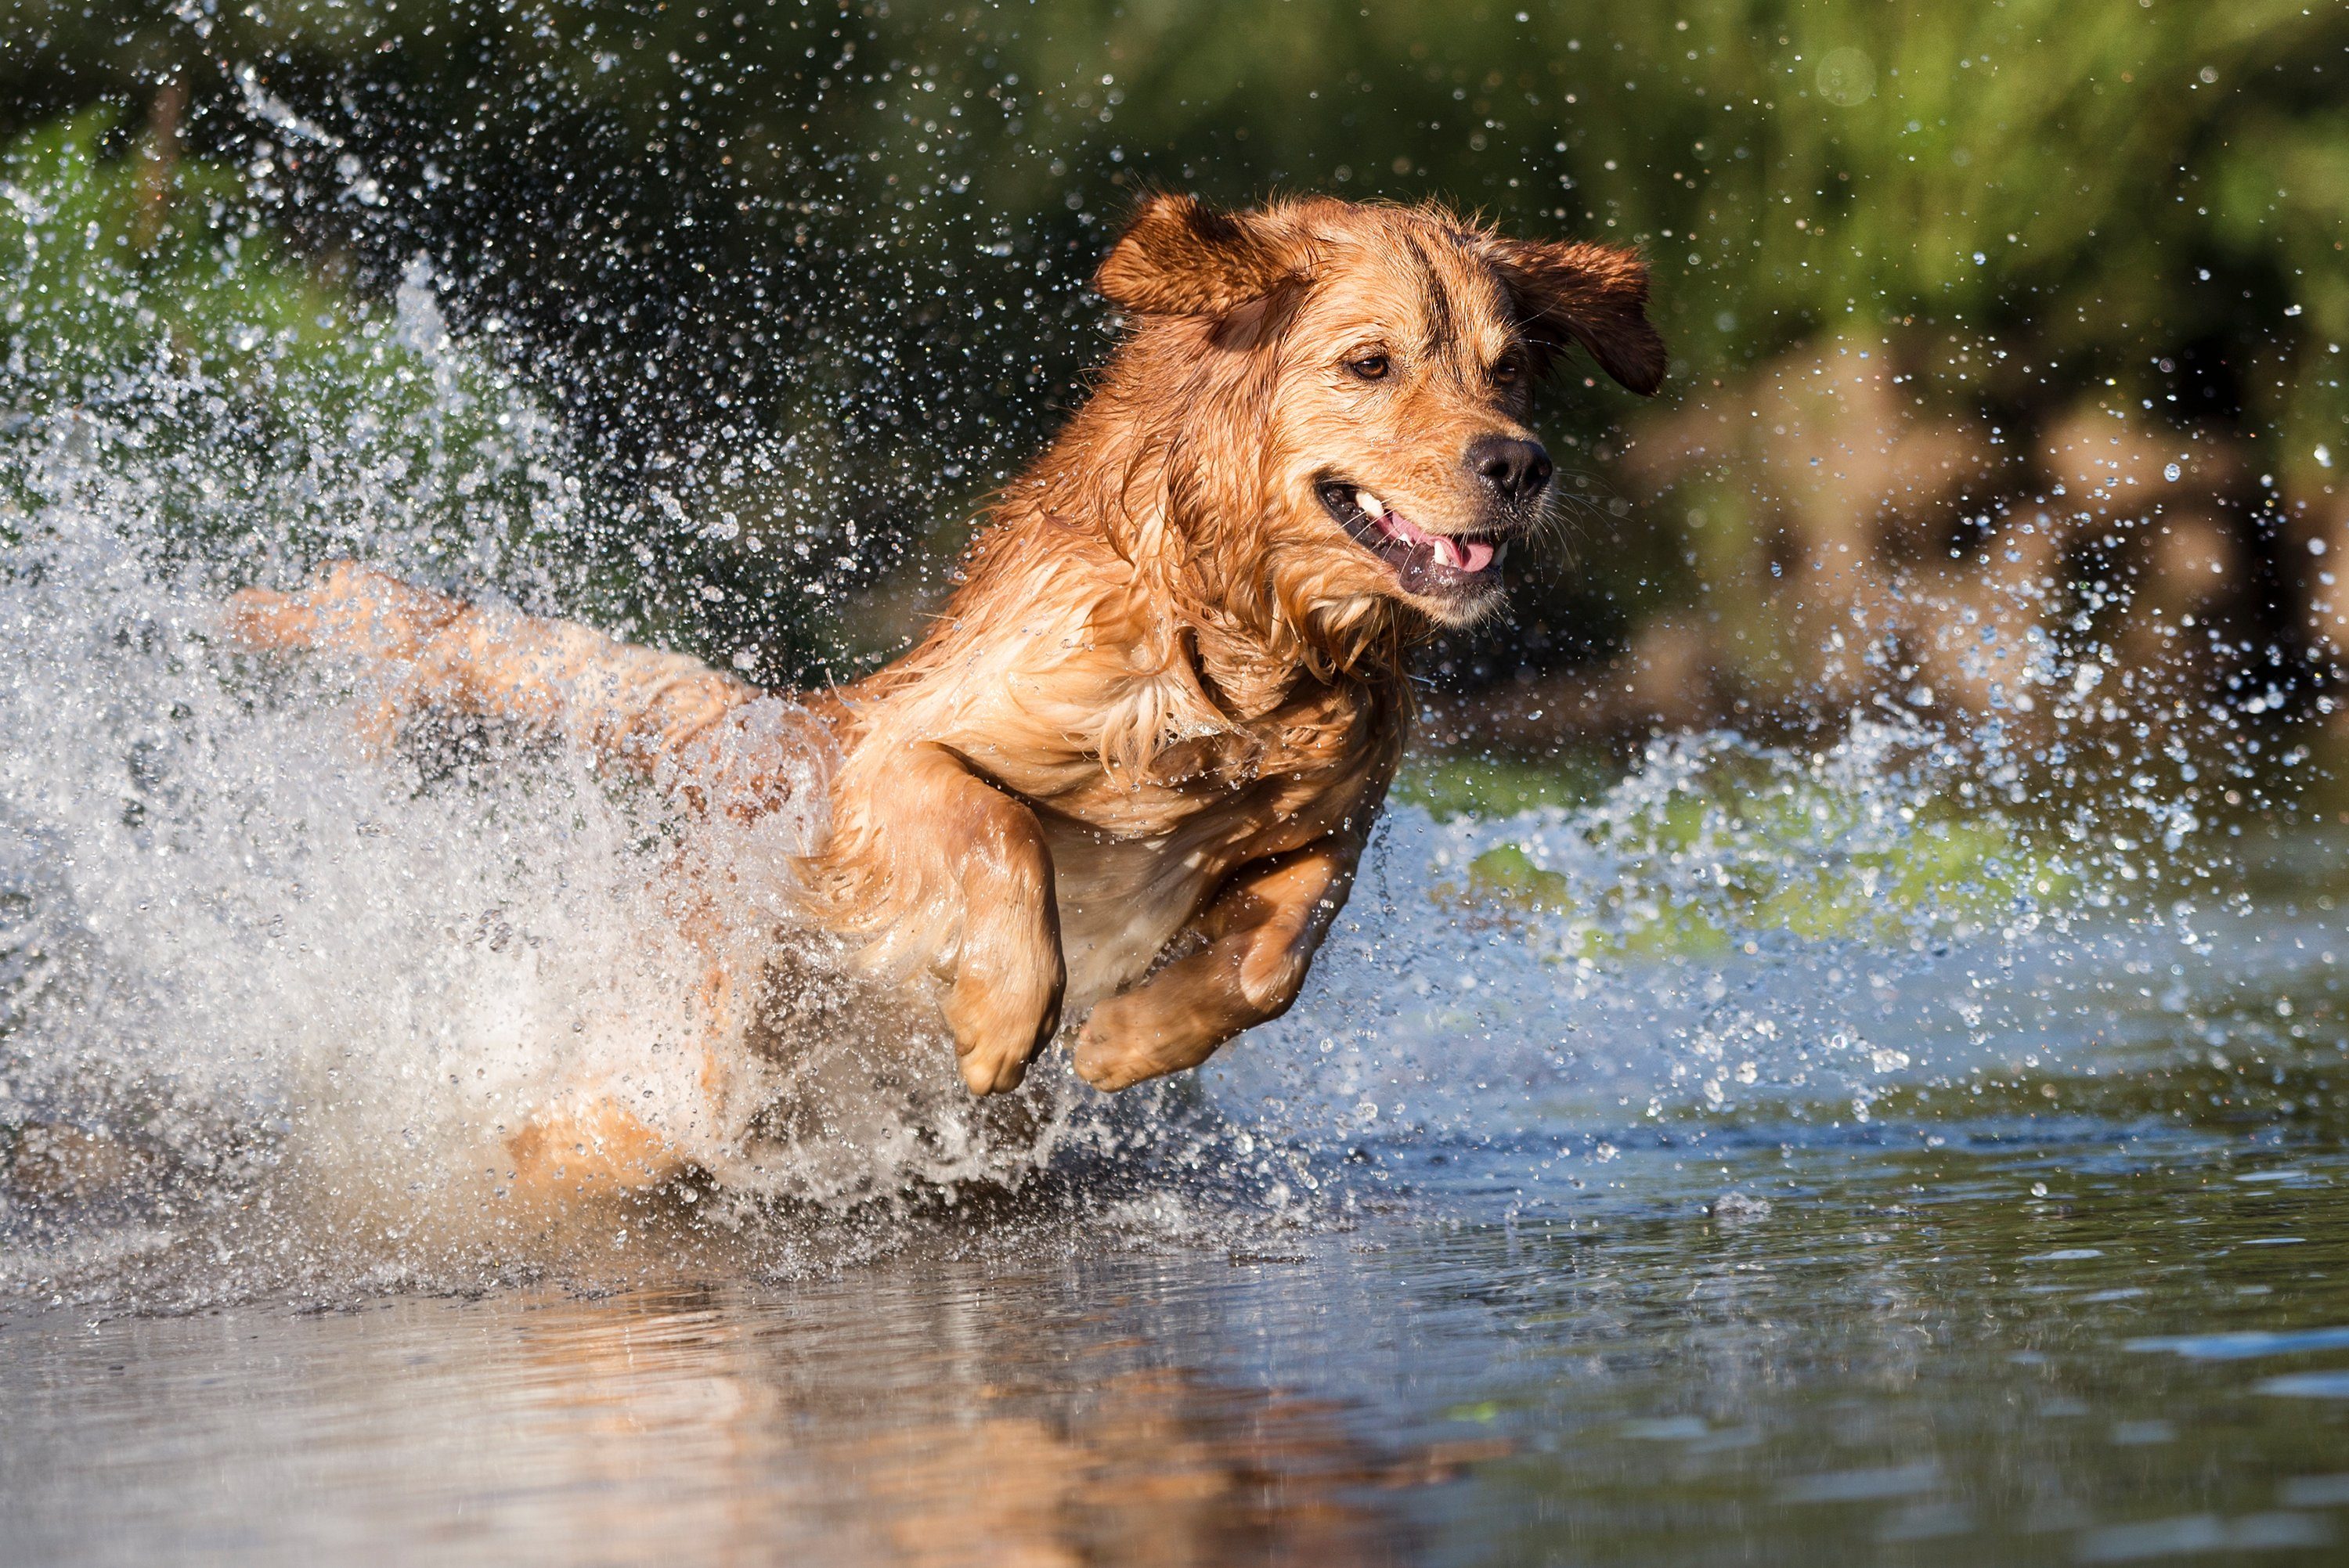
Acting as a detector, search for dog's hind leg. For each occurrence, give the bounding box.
[1073,834,1362,1092]
[226,562,760,791]
[499,960,748,1202]
[231,565,788,1201]
[501,1094,684,1199]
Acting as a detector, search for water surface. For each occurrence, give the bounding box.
[9,827,2349,1565]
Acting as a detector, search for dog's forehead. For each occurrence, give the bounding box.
[1304,213,1516,348]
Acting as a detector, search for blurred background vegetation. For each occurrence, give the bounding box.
[5,0,2347,749]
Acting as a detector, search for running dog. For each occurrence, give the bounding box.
[229,193,1662,1193]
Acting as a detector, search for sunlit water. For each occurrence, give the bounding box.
[7,281,2349,1565]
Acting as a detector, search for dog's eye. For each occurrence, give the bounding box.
[1493,356,1524,386]
[1344,353,1391,382]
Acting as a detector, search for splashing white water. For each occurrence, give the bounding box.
[0,353,2228,1296]
[0,282,1129,1303]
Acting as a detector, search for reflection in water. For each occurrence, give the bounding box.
[0,1263,1435,1567]
[9,1119,2349,1566]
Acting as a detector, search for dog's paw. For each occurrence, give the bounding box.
[941,953,1061,1097]
[954,1033,1035,1096]
[1071,1033,1150,1092]
[1073,1010,1177,1093]
[503,1096,683,1202]
[224,562,451,663]
[947,1000,1049,1094]
[1074,985,1231,1091]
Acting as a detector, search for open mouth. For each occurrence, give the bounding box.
[1319,481,1515,598]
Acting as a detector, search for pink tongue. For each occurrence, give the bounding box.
[1376,511,1494,573]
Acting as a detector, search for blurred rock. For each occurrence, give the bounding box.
[2039,407,2239,524]
[1513,344,2272,752]
[1624,615,1721,732]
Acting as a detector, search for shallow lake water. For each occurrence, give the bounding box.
[9,810,2349,1566]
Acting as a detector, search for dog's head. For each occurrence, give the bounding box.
[1094,194,1663,642]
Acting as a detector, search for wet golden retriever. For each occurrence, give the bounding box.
[229,193,1661,1194]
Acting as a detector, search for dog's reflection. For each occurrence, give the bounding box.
[484,1282,1486,1566]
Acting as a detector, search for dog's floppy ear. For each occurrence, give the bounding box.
[1095,193,1306,317]
[1488,237,1666,396]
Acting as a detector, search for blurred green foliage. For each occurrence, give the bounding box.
[3,1,2345,686]
[1433,744,2069,957]
[1395,754,1615,820]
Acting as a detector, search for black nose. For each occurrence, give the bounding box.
[1466,436,1553,503]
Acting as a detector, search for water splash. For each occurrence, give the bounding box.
[0,138,1140,1299]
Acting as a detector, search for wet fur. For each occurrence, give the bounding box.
[227,193,1660,1193]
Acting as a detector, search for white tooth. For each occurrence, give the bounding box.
[1355,489,1387,518]
[1439,536,1464,569]
[1492,542,1510,567]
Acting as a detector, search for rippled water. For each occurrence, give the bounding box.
[10,779,2349,1562]
[7,1060,2349,1564]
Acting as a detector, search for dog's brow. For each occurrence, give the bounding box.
[1401,232,1454,358]
[1451,251,1520,361]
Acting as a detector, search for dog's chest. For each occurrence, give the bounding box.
[1055,677,1390,843]
[1044,683,1398,1010]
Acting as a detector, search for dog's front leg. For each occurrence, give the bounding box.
[929,750,1067,1094]
[815,744,1066,1094]
[1073,834,1362,1091]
